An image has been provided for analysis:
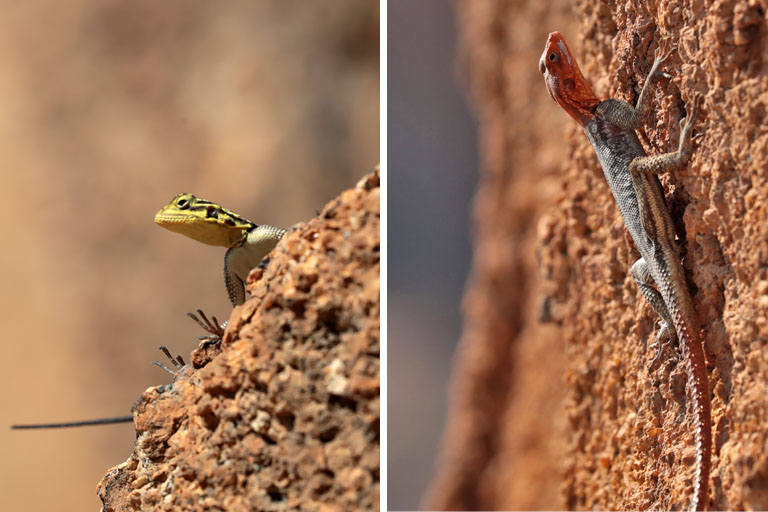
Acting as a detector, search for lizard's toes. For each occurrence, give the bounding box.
[679,105,700,135]
[685,94,702,124]
[654,37,676,63]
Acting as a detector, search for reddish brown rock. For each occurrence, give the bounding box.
[428,1,768,511]
[98,170,380,511]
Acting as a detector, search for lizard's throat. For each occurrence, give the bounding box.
[546,74,599,126]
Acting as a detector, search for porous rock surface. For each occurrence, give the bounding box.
[98,170,380,511]
[428,1,768,510]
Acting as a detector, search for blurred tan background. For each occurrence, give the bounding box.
[0,2,378,510]
[388,1,478,509]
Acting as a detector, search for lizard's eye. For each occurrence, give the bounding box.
[548,52,558,63]
[206,206,218,218]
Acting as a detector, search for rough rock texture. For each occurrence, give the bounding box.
[428,1,768,510]
[98,171,380,511]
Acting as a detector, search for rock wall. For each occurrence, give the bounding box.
[427,1,768,510]
[98,170,380,511]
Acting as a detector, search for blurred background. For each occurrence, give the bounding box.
[0,2,378,510]
[389,1,478,509]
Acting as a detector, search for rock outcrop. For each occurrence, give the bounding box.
[98,170,380,511]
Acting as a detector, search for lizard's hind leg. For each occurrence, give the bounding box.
[631,258,677,370]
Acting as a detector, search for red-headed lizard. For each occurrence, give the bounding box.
[539,31,711,510]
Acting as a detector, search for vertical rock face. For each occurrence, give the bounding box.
[429,1,768,511]
[98,170,380,511]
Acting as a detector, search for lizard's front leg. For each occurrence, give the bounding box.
[595,38,675,130]
[631,258,676,369]
[152,346,186,375]
[187,309,226,341]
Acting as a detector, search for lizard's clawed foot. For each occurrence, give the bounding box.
[187,309,226,341]
[678,94,702,152]
[153,345,186,375]
[682,94,701,126]
[654,37,676,65]
[648,321,677,372]
[648,37,677,80]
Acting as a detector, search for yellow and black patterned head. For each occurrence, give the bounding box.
[154,193,256,248]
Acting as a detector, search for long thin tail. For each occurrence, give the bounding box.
[680,325,711,511]
[662,256,711,511]
[675,317,711,511]
[11,415,134,429]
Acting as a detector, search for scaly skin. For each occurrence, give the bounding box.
[540,32,711,511]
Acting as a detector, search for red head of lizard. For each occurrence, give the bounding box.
[539,31,600,126]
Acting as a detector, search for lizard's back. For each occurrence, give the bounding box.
[584,114,668,267]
